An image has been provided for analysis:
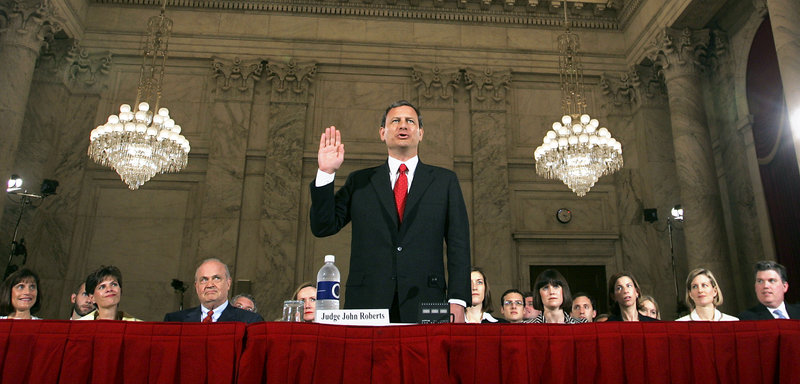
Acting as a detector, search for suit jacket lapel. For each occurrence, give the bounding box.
[187,307,202,322]
[404,162,434,223]
[218,305,235,322]
[371,162,398,224]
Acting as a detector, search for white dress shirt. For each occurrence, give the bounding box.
[201,300,229,322]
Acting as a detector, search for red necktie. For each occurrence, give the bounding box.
[394,164,408,223]
[203,309,214,323]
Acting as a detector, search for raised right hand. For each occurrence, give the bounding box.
[318,126,345,174]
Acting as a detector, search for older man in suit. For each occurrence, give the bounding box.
[164,258,263,323]
[310,100,470,323]
[739,261,800,320]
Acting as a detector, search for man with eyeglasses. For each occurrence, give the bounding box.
[500,289,525,323]
[164,258,263,323]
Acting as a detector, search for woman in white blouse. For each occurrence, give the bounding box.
[676,268,738,321]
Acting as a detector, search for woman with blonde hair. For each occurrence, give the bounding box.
[638,295,661,320]
[676,268,738,321]
[293,282,317,322]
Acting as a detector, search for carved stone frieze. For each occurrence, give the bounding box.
[266,59,317,103]
[0,0,63,51]
[212,56,265,93]
[93,0,629,31]
[464,67,511,111]
[600,65,666,111]
[646,27,711,78]
[411,66,463,104]
[35,38,112,93]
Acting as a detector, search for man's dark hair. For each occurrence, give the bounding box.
[0,268,43,315]
[532,269,572,312]
[85,265,123,295]
[755,261,788,283]
[523,291,534,305]
[572,292,597,310]
[500,289,524,305]
[380,100,423,128]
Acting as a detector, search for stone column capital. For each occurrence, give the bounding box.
[212,56,265,99]
[411,66,463,108]
[0,0,63,53]
[646,27,710,79]
[464,67,511,111]
[266,59,317,103]
[600,65,667,112]
[35,38,113,94]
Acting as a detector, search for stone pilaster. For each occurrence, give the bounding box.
[3,38,112,318]
[647,27,733,299]
[600,64,683,316]
[464,67,513,290]
[195,57,264,268]
[412,66,463,167]
[0,0,61,213]
[765,0,800,173]
[258,59,316,314]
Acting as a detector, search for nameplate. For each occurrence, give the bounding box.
[315,309,390,325]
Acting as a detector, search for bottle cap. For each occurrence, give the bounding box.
[324,254,335,263]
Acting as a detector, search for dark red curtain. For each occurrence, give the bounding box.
[746,18,800,302]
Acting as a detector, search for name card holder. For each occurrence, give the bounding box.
[315,309,391,325]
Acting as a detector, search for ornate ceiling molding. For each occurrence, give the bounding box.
[92,0,637,30]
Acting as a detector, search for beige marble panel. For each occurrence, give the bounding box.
[82,187,189,321]
[417,108,455,169]
[312,76,409,154]
[509,83,562,159]
[218,13,271,36]
[512,187,616,234]
[267,15,320,41]
[412,22,462,46]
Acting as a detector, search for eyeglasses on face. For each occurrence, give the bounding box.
[503,300,523,306]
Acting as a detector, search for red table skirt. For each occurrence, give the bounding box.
[1,320,798,383]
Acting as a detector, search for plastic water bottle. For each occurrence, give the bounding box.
[315,254,340,312]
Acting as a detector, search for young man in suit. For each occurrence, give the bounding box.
[164,258,263,323]
[739,261,800,320]
[310,100,470,323]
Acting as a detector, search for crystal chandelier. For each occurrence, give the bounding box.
[533,1,623,197]
[88,0,189,190]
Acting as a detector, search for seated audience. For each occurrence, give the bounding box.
[595,313,610,322]
[293,282,316,322]
[523,291,541,320]
[164,258,263,323]
[465,267,505,323]
[676,268,737,321]
[606,271,657,322]
[739,261,800,320]
[232,294,258,313]
[638,295,661,320]
[70,282,94,320]
[0,268,43,320]
[79,265,141,321]
[525,269,586,324]
[571,292,598,322]
[500,289,525,323]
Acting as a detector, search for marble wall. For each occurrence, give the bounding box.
[0,0,774,321]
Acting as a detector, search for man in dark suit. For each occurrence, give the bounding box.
[164,258,263,323]
[739,261,800,320]
[310,100,470,323]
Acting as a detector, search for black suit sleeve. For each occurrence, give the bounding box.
[444,171,471,304]
[309,177,352,237]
